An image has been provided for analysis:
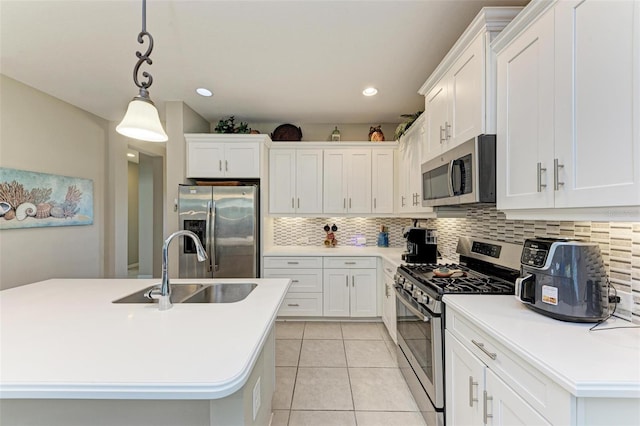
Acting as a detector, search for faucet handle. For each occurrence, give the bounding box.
[144,285,163,300]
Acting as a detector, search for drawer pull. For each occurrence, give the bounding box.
[472,339,497,360]
[291,280,299,283]
[469,376,478,407]
[287,303,300,307]
[344,262,356,265]
[287,261,299,265]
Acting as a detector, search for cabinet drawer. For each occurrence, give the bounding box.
[446,308,571,425]
[263,256,322,269]
[262,269,323,292]
[278,293,323,316]
[323,257,376,269]
[382,258,398,278]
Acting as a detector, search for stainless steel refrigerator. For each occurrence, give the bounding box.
[178,184,259,278]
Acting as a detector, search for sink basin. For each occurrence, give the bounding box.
[113,283,206,304]
[182,283,257,303]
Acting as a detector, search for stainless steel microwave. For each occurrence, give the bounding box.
[421,135,496,207]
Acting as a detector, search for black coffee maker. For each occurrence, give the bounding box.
[402,226,438,264]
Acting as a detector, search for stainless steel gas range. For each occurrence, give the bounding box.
[394,236,522,426]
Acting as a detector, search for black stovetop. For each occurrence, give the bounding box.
[398,262,516,296]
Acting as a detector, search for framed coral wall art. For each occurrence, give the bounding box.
[0,167,93,230]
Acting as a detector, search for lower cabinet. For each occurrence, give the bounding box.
[381,259,397,342]
[263,257,323,317]
[446,332,550,425]
[323,268,377,317]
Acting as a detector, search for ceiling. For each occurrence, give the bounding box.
[0,0,529,126]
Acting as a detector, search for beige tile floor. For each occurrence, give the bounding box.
[272,321,427,426]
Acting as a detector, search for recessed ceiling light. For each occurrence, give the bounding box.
[196,88,213,97]
[362,87,378,96]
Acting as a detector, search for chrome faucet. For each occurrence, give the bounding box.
[145,230,207,310]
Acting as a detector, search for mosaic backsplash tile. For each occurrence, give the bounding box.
[272,208,640,323]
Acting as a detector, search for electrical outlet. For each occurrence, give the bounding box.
[252,377,261,421]
[614,290,633,321]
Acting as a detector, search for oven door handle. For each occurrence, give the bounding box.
[395,288,431,322]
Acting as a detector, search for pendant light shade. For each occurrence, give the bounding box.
[116,0,167,142]
[117,93,168,142]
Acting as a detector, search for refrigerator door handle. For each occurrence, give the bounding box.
[210,200,219,272]
[205,201,214,273]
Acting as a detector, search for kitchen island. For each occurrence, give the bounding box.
[0,277,291,426]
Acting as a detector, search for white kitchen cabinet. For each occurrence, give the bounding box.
[263,256,323,317]
[269,148,323,214]
[371,148,394,214]
[323,149,372,214]
[323,257,377,317]
[495,0,640,215]
[396,114,433,215]
[446,332,551,426]
[185,134,268,179]
[380,258,397,343]
[420,8,522,163]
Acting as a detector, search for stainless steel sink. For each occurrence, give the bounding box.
[182,283,257,303]
[113,283,206,304]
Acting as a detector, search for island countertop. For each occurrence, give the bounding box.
[0,278,290,400]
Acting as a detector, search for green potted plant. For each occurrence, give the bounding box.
[394,111,423,140]
[214,116,250,134]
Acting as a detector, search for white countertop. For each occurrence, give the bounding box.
[443,294,640,398]
[0,278,290,400]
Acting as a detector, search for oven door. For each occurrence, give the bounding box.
[395,286,444,412]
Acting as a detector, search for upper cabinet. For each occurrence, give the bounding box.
[494,0,640,219]
[396,114,433,216]
[269,148,323,214]
[419,7,523,164]
[324,149,372,214]
[185,134,271,179]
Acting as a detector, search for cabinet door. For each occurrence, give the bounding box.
[224,143,260,178]
[381,275,397,342]
[350,268,377,317]
[425,81,449,162]
[372,149,394,214]
[446,332,485,426]
[269,149,296,213]
[186,142,225,178]
[485,369,551,426]
[496,10,555,210]
[323,269,350,316]
[554,0,640,208]
[295,149,323,213]
[396,138,412,213]
[449,33,484,148]
[323,150,348,214]
[346,150,372,214]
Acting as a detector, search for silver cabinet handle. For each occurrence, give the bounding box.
[288,303,299,307]
[554,158,564,190]
[445,121,451,140]
[287,261,299,265]
[345,275,349,287]
[439,125,445,143]
[345,261,356,265]
[291,279,299,283]
[349,198,352,209]
[469,376,478,407]
[292,198,295,208]
[472,339,497,360]
[374,198,377,209]
[352,275,355,287]
[537,162,547,192]
[219,160,222,171]
[225,160,228,171]
[344,198,346,209]
[385,283,389,297]
[297,198,300,208]
[483,390,493,423]
[401,196,406,207]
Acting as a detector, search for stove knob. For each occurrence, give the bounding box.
[422,294,430,305]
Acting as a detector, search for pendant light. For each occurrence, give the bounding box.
[116,0,168,142]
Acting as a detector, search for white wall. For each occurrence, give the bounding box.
[0,75,108,289]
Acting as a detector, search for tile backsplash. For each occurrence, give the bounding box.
[272,208,640,323]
